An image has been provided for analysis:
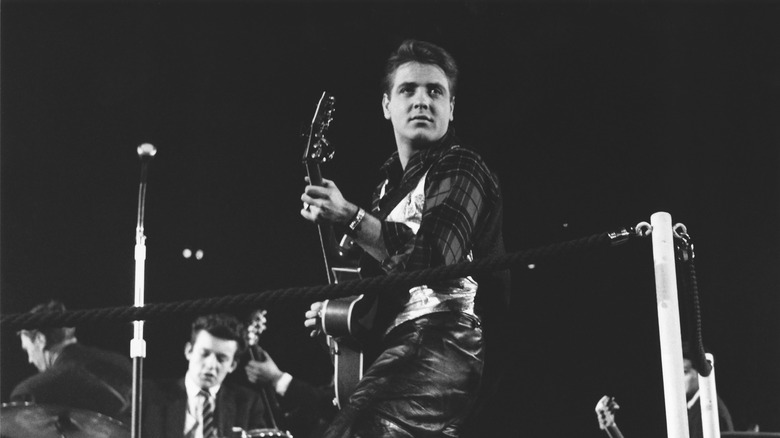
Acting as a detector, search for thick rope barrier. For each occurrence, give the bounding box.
[1,228,629,331]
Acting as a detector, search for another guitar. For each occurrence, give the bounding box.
[244,309,293,436]
[595,395,625,438]
[302,91,377,409]
[246,308,269,362]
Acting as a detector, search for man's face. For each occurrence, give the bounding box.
[382,62,454,150]
[683,358,699,398]
[184,330,238,390]
[20,331,48,372]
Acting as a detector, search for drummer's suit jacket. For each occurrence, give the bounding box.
[142,377,271,438]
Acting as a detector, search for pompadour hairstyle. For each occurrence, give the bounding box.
[190,313,247,356]
[382,39,459,97]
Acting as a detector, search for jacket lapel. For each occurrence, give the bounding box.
[216,385,237,435]
[166,379,188,438]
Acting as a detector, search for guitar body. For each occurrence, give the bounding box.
[321,294,379,408]
[321,294,378,342]
[320,273,379,408]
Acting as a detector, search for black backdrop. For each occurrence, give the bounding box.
[2,1,779,437]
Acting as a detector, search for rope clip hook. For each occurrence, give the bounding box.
[673,223,695,262]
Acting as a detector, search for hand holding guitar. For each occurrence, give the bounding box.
[244,308,284,386]
[301,177,358,225]
[595,395,625,438]
[245,351,285,387]
[304,301,325,338]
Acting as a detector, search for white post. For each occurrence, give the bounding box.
[699,353,721,438]
[651,212,689,438]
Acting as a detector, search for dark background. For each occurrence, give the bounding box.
[1,1,779,436]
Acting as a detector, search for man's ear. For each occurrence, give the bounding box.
[382,93,391,120]
[450,96,455,121]
[184,342,193,360]
[228,359,238,374]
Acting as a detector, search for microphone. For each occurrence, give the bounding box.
[135,143,156,226]
[137,143,157,160]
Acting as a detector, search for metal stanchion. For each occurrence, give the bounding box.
[651,211,690,438]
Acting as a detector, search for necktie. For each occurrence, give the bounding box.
[200,390,217,438]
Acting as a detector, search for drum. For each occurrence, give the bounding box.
[0,401,130,438]
[244,428,293,438]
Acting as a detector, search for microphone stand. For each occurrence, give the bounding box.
[131,143,157,438]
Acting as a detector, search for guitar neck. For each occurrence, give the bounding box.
[605,424,625,438]
[306,160,324,187]
[305,161,340,283]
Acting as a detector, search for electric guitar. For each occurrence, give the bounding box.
[302,91,377,409]
[595,395,625,438]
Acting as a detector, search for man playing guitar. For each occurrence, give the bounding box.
[300,39,509,438]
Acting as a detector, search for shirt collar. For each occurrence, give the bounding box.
[380,129,459,181]
[185,374,220,400]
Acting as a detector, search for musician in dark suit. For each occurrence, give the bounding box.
[300,39,509,438]
[11,300,134,425]
[142,313,272,438]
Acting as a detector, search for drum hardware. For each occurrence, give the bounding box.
[229,427,293,438]
[0,402,130,438]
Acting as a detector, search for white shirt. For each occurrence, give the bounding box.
[382,172,478,334]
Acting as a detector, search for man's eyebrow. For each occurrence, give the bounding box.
[395,81,447,90]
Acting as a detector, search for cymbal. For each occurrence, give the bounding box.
[0,402,130,438]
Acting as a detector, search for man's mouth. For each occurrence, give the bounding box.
[410,115,433,122]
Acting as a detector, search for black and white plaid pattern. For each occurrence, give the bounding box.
[372,132,501,275]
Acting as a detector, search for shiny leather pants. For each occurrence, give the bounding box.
[322,312,484,438]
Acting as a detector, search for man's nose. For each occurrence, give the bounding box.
[412,90,430,108]
[203,354,219,369]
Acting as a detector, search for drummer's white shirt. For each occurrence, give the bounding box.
[184,377,220,438]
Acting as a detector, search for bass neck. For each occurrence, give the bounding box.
[605,424,625,438]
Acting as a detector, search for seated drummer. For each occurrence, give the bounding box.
[143,313,273,438]
[12,300,134,424]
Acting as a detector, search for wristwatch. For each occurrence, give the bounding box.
[347,207,366,234]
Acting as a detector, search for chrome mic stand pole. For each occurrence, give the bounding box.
[131,143,157,438]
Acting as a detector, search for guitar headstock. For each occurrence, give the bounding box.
[246,308,268,348]
[595,395,620,430]
[302,91,336,166]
